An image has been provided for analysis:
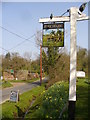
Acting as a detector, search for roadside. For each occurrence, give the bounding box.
[0,81,13,89]
[2,84,45,119]
[1,78,89,119]
[0,77,46,89]
[0,78,40,89]
[25,78,89,119]
[8,82,26,87]
[1,77,47,104]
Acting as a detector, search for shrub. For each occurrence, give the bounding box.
[26,82,68,119]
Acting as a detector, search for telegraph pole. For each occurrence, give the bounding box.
[40,44,42,85]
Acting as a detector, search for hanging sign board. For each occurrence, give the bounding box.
[43,22,64,47]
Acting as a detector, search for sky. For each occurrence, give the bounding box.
[0,2,89,60]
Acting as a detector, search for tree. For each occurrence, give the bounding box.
[31,59,40,73]
[47,52,70,87]
[42,46,59,74]
[11,52,19,58]
[5,52,11,60]
[42,50,48,73]
[23,52,32,61]
[77,46,88,76]
[47,47,59,67]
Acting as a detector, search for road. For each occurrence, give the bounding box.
[0,78,47,104]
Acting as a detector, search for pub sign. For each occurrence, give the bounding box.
[42,22,64,47]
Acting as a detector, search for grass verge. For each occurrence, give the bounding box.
[25,78,89,119]
[0,81,13,88]
[2,84,45,119]
[0,78,39,89]
[1,78,89,119]
[9,78,39,83]
[25,81,68,119]
[75,78,89,120]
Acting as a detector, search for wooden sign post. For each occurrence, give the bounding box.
[39,4,90,119]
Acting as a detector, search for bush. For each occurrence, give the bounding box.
[26,82,68,119]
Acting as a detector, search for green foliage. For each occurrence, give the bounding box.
[42,47,59,74]
[0,65,2,76]
[75,78,89,119]
[47,53,70,87]
[2,52,40,73]
[42,50,48,72]
[26,82,68,119]
[1,81,13,88]
[5,52,11,60]
[47,47,59,67]
[42,46,88,87]
[77,47,88,76]
[31,59,40,73]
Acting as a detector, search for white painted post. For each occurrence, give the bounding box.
[69,7,78,101]
[68,7,78,119]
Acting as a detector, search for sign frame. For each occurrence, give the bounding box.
[42,22,65,47]
[10,90,19,102]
